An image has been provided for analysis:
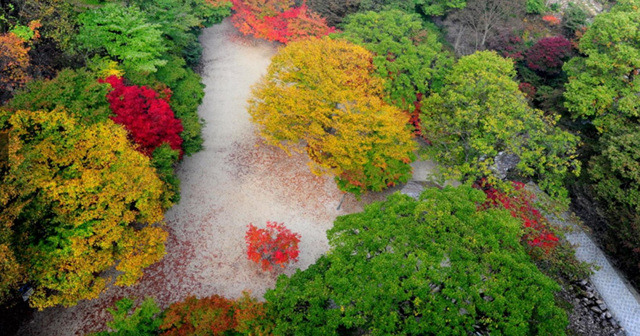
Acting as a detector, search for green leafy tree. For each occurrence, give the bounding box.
[77,3,167,73]
[0,109,168,309]
[200,0,234,26]
[265,186,568,335]
[337,10,452,112]
[306,0,361,26]
[563,0,640,131]
[525,0,547,14]
[354,0,466,15]
[414,0,466,16]
[589,123,640,212]
[421,51,580,202]
[562,3,588,36]
[93,297,162,336]
[5,68,111,125]
[249,37,416,196]
[129,0,230,66]
[563,1,640,268]
[130,0,204,60]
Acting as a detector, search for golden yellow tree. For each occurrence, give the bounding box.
[249,37,416,195]
[0,109,168,309]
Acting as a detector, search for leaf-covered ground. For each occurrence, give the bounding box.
[17,19,392,335]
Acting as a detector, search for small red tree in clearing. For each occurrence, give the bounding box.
[478,181,559,252]
[525,36,573,75]
[231,0,335,43]
[245,221,300,271]
[101,76,183,157]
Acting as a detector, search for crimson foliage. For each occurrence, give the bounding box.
[102,76,183,157]
[525,36,572,74]
[479,182,559,251]
[245,221,300,271]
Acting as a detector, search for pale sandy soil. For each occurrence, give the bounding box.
[17,19,391,335]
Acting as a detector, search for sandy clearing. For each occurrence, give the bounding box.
[17,19,390,336]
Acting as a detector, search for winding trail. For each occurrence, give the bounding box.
[18,19,386,335]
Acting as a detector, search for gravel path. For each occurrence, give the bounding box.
[549,213,640,336]
[17,19,386,335]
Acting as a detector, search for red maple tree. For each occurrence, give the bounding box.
[245,221,300,271]
[525,36,573,74]
[231,0,335,43]
[101,76,183,157]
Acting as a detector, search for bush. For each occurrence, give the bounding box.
[152,144,181,206]
[488,34,528,61]
[562,3,588,36]
[479,182,559,249]
[93,297,162,336]
[160,292,267,335]
[265,186,568,335]
[77,3,167,73]
[525,36,572,75]
[526,0,548,14]
[101,76,184,157]
[155,57,206,156]
[126,56,206,156]
[245,222,300,271]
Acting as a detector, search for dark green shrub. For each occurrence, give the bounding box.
[526,0,547,14]
[155,57,205,156]
[562,3,588,36]
[93,297,162,336]
[152,143,181,205]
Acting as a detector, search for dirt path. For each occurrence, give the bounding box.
[18,19,385,335]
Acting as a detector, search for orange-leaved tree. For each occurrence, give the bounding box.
[231,0,334,43]
[0,32,31,101]
[160,292,268,335]
[249,37,416,195]
[0,109,168,309]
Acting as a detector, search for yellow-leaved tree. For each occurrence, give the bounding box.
[249,37,416,195]
[0,109,168,309]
